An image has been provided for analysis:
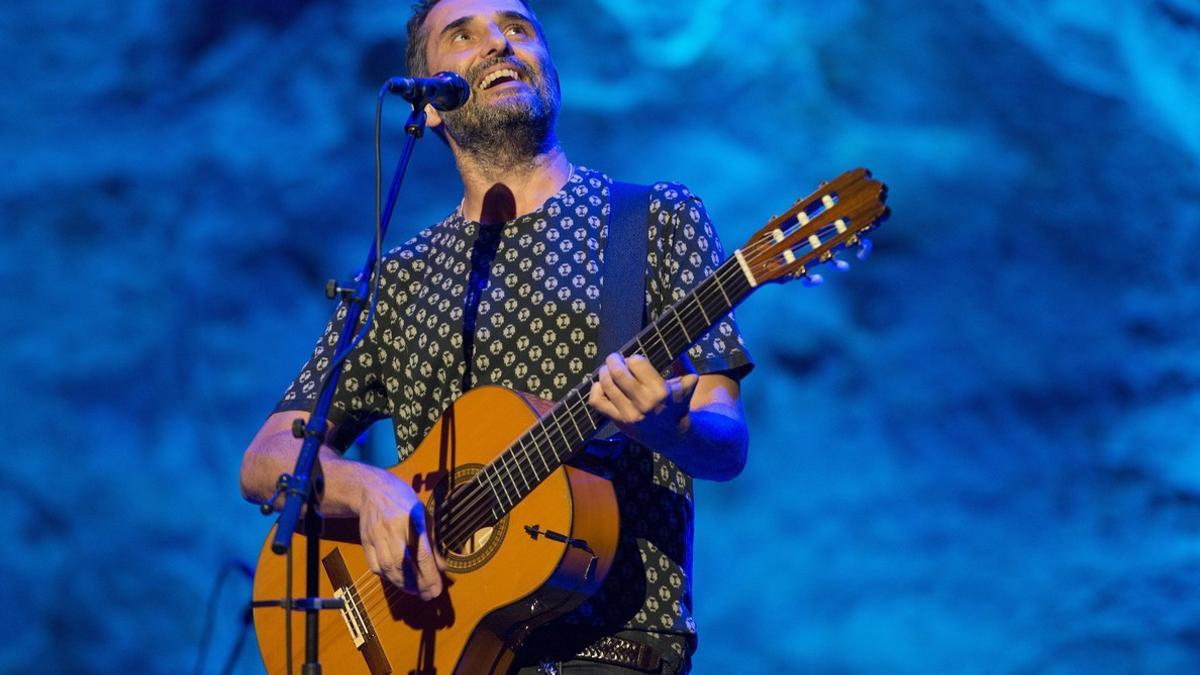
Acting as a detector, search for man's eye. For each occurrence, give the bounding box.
[451,31,471,42]
[505,24,527,36]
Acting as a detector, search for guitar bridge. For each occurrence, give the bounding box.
[323,548,393,675]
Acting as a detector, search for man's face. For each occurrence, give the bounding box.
[420,0,561,160]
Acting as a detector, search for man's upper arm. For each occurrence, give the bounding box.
[250,410,347,452]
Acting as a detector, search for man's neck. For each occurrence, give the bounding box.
[454,146,571,225]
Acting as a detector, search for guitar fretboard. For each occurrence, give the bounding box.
[440,252,756,545]
[438,168,888,548]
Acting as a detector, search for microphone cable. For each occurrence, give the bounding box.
[193,558,254,675]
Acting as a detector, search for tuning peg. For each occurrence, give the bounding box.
[856,237,873,261]
[831,256,851,272]
[801,273,824,288]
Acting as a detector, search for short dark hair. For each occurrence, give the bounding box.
[405,0,543,77]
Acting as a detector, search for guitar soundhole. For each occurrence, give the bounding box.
[427,463,509,573]
[454,526,495,554]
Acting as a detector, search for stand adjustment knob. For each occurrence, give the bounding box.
[325,279,356,301]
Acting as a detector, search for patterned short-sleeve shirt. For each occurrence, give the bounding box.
[275,166,753,664]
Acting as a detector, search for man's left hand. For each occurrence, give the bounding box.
[588,353,700,448]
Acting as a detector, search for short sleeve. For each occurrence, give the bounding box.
[646,182,754,381]
[272,299,391,451]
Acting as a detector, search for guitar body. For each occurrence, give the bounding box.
[252,386,620,674]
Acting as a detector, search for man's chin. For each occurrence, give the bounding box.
[475,86,537,109]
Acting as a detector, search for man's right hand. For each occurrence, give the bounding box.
[357,470,445,601]
[240,411,445,601]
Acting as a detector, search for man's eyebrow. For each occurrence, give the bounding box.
[496,10,534,25]
[438,16,473,39]
[438,10,535,39]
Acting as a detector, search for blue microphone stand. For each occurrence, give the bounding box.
[261,89,432,675]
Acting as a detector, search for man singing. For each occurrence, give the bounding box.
[241,1,753,672]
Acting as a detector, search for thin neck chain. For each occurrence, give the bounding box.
[457,163,575,221]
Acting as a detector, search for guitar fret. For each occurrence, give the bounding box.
[547,411,573,461]
[572,388,600,437]
[563,392,586,440]
[651,322,671,355]
[578,385,598,428]
[479,471,505,512]
[545,415,566,463]
[670,307,690,343]
[712,272,732,308]
[534,422,553,473]
[691,295,712,326]
[494,462,515,509]
[504,449,526,495]
[634,336,650,360]
[515,442,534,491]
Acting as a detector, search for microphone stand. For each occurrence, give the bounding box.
[261,94,431,675]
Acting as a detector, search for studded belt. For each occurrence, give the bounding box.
[575,635,663,672]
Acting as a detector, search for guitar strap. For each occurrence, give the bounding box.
[594,180,652,441]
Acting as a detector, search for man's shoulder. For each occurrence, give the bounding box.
[648,180,701,206]
[382,209,463,262]
[584,167,703,212]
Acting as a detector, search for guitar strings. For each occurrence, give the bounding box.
[331,219,875,645]
[424,226,802,549]
[421,259,756,553]
[437,246,764,542]
[440,196,881,542]
[337,476,490,598]
[290,184,880,654]
[431,212,865,547]
[344,259,759,621]
[335,211,867,618]
[342,262,750,615]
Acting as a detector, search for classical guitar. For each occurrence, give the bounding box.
[252,168,889,674]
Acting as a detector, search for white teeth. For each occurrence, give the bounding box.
[479,69,521,90]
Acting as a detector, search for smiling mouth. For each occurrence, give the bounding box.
[477,68,525,91]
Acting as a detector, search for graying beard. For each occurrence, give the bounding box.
[444,100,556,172]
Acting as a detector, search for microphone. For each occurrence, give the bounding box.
[385,71,470,111]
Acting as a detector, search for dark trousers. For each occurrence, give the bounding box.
[511,659,666,674]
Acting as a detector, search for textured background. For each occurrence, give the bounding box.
[2,0,1199,673]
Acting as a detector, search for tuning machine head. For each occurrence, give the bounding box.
[856,237,873,261]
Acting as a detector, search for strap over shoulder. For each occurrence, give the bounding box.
[592,180,652,443]
[599,180,652,360]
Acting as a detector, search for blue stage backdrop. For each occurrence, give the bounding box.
[2,1,1198,673]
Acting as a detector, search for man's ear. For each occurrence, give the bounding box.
[425,103,443,129]
[424,103,451,143]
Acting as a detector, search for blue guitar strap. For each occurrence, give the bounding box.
[594,180,652,441]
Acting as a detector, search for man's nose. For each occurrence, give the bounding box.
[481,23,513,57]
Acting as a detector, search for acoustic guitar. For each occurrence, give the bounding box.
[252,168,889,674]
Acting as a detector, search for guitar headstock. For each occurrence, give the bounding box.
[734,168,889,286]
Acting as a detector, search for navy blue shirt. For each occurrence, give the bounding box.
[275,167,753,664]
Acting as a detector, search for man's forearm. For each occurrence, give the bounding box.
[240,413,444,598]
[240,420,389,517]
[645,402,748,482]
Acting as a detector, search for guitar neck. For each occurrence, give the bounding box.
[470,251,757,519]
[438,168,887,547]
